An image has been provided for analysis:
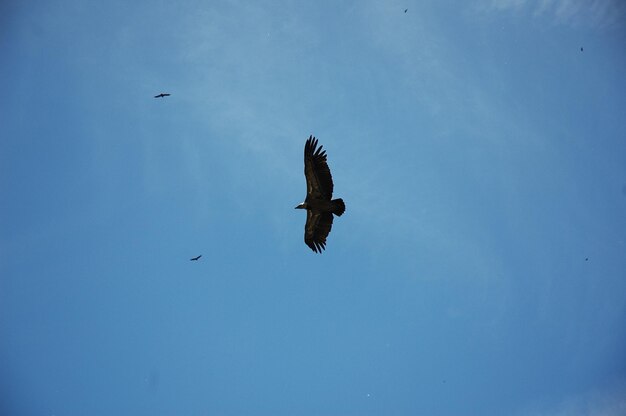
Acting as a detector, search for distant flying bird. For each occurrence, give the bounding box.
[404,8,408,13]
[154,93,171,98]
[190,255,202,261]
[580,47,583,52]
[295,136,345,253]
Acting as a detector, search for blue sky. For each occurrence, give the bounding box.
[1,1,625,415]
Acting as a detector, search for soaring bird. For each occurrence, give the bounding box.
[154,93,171,98]
[295,136,345,253]
[190,255,202,261]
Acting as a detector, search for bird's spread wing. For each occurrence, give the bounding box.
[304,135,334,200]
[304,211,334,253]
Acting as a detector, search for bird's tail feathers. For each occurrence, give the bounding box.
[332,199,345,216]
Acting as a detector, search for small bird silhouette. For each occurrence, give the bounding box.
[154,93,171,98]
[404,9,408,13]
[190,255,202,261]
[580,47,583,52]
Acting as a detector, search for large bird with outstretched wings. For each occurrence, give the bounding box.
[295,136,345,253]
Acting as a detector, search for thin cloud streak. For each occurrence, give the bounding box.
[518,382,626,416]
[481,0,626,29]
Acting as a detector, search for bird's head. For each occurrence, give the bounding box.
[295,202,307,210]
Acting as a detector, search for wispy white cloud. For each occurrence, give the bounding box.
[518,382,626,416]
[479,0,626,29]
[488,0,530,11]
